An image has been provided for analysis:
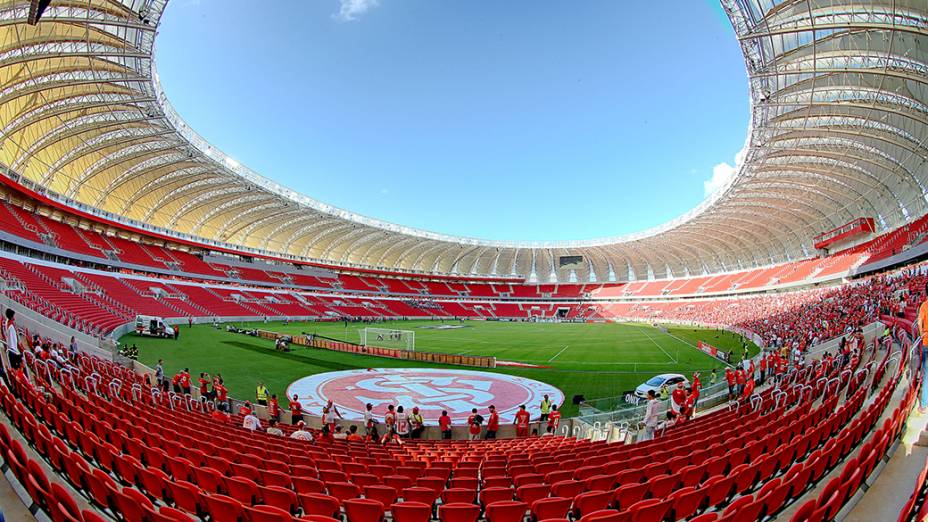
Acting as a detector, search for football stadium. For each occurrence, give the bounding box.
[0,0,926,521]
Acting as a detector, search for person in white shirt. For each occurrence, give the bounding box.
[266,419,284,437]
[642,390,660,441]
[395,405,410,438]
[290,421,314,441]
[332,425,347,439]
[5,309,21,370]
[242,410,260,431]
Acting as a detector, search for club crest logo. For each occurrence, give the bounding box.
[287,368,564,423]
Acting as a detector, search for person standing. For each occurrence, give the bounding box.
[467,408,482,441]
[410,407,424,439]
[642,390,659,441]
[179,368,191,396]
[385,405,396,431]
[5,309,20,371]
[395,406,409,438]
[485,405,499,439]
[439,410,452,439]
[539,394,551,422]
[514,405,531,437]
[268,394,281,422]
[547,404,561,433]
[364,403,378,439]
[919,282,928,414]
[154,359,164,389]
[288,394,302,424]
[256,382,269,406]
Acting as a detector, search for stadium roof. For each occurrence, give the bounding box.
[0,0,925,282]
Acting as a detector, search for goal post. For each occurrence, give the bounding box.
[360,327,415,351]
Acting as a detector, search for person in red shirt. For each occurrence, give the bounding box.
[734,367,746,396]
[238,401,252,417]
[210,409,231,424]
[179,368,191,395]
[268,394,281,422]
[467,408,482,441]
[671,382,687,415]
[385,405,396,430]
[198,373,210,399]
[514,404,531,437]
[743,376,755,398]
[171,373,182,394]
[439,410,452,440]
[547,404,561,432]
[288,394,302,425]
[485,405,500,439]
[725,368,735,400]
[215,380,229,412]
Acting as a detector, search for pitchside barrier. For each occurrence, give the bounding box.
[256,329,497,368]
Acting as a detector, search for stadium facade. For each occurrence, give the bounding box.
[0,0,923,284]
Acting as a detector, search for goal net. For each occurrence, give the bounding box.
[360,327,415,351]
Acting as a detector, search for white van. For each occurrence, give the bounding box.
[135,315,175,338]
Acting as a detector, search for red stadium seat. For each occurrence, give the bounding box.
[531,497,572,521]
[391,502,432,522]
[299,493,342,519]
[485,500,528,522]
[245,504,296,522]
[344,498,385,522]
[439,502,481,522]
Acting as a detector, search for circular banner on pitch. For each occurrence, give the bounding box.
[286,368,565,423]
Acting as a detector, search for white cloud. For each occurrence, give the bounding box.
[334,0,380,22]
[380,188,390,195]
[703,149,746,197]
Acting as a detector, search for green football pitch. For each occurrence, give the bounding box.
[126,319,757,417]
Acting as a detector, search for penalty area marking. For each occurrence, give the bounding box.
[548,345,569,362]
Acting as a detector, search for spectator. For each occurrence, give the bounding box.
[289,394,302,424]
[242,409,260,431]
[514,405,530,437]
[347,425,364,441]
[485,405,499,439]
[439,410,452,439]
[409,407,424,439]
[266,419,284,436]
[642,390,659,441]
[291,421,314,441]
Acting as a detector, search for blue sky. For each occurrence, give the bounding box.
[156,0,748,242]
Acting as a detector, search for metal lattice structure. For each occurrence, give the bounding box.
[0,0,924,282]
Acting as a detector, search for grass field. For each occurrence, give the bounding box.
[126,319,757,417]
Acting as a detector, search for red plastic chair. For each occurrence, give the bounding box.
[485,500,528,522]
[294,477,326,495]
[365,485,399,508]
[439,502,481,522]
[391,502,432,522]
[168,480,205,516]
[572,490,612,518]
[194,466,227,494]
[517,484,550,507]
[390,501,432,522]
[612,483,647,511]
[51,483,83,522]
[442,488,477,505]
[345,498,385,522]
[157,506,197,522]
[689,514,719,522]
[328,481,362,502]
[139,466,171,501]
[203,494,245,522]
[403,486,439,507]
[481,487,514,508]
[299,493,342,518]
[116,486,154,522]
[578,510,627,522]
[626,498,671,522]
[531,497,572,521]
[551,480,584,499]
[245,504,296,522]
[225,475,261,505]
[668,486,704,521]
[261,485,299,514]
[81,510,109,522]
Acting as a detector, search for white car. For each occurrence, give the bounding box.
[634,373,689,398]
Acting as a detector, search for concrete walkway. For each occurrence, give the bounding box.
[845,406,928,521]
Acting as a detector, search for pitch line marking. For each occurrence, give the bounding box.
[636,324,677,363]
[548,345,570,362]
